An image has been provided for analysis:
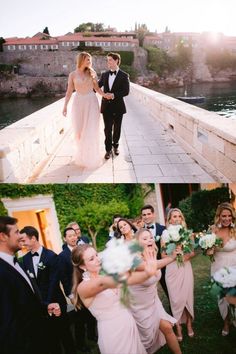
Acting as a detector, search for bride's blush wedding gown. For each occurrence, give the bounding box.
[71,74,103,169]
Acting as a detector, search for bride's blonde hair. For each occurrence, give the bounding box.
[76,52,96,79]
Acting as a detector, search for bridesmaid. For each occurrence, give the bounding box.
[116,218,137,241]
[161,208,195,342]
[209,202,236,336]
[71,244,158,354]
[129,228,182,354]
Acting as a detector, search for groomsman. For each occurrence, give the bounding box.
[98,52,130,159]
[67,221,91,245]
[0,216,60,354]
[141,205,170,299]
[58,227,97,353]
[20,226,76,354]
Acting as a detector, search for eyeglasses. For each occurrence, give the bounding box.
[74,228,80,232]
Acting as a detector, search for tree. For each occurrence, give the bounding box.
[75,200,129,250]
[74,22,105,33]
[0,37,5,52]
[178,187,230,231]
[43,27,50,35]
[135,23,149,47]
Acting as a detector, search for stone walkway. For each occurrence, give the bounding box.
[30,95,225,183]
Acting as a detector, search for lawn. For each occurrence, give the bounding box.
[79,252,236,354]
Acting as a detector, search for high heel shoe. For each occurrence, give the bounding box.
[221,329,229,336]
[176,335,183,342]
[187,331,194,338]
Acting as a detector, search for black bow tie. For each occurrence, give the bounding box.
[147,225,154,229]
[109,70,116,76]
[13,256,18,265]
[31,252,39,257]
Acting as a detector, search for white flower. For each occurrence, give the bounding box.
[199,233,216,249]
[213,267,236,288]
[27,270,35,278]
[168,224,182,242]
[101,238,134,275]
[161,229,170,243]
[37,261,46,270]
[155,235,160,242]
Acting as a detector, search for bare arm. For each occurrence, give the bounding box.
[93,77,113,99]
[62,72,75,116]
[78,275,117,301]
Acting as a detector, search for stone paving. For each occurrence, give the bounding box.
[30,95,227,183]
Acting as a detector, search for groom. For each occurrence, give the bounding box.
[98,52,130,159]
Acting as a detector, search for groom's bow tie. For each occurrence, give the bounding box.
[109,70,116,76]
[31,252,39,257]
[147,225,154,229]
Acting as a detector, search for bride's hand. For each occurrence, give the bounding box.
[62,107,67,117]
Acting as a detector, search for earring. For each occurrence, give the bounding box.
[82,269,90,281]
[230,222,235,228]
[217,223,222,228]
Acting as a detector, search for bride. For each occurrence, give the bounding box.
[62,52,112,169]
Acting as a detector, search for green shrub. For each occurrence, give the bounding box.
[178,187,230,231]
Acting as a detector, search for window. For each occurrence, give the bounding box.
[40,45,48,50]
[18,45,26,50]
[7,45,16,50]
[29,45,37,50]
[50,45,58,49]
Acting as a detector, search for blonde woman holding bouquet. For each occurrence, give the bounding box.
[71,244,158,354]
[129,228,182,354]
[210,202,236,336]
[161,208,195,342]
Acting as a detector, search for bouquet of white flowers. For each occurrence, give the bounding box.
[161,224,194,267]
[197,232,223,262]
[212,267,236,321]
[101,238,142,306]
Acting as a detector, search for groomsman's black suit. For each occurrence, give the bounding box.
[58,244,97,350]
[147,223,170,299]
[0,257,48,354]
[22,247,76,354]
[98,69,130,152]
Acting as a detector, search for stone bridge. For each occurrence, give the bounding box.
[0,83,235,183]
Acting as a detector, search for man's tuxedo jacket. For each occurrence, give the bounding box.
[22,247,67,312]
[98,69,130,115]
[0,258,48,354]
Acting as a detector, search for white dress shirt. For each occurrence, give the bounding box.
[31,246,43,276]
[145,223,156,238]
[108,68,119,91]
[0,251,34,291]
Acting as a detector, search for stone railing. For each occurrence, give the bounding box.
[131,83,236,181]
[0,97,70,182]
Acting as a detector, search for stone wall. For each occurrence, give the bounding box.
[0,51,108,77]
[0,96,70,182]
[0,75,67,96]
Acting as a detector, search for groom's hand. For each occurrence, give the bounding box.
[104,93,114,100]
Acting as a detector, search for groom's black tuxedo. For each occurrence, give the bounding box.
[0,258,48,354]
[22,247,76,354]
[98,69,130,152]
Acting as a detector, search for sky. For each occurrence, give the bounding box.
[1,0,236,38]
